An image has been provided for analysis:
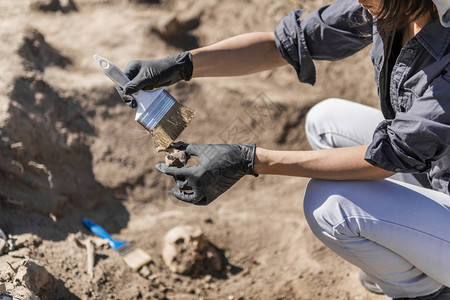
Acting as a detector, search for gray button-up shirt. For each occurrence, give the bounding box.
[274,0,450,194]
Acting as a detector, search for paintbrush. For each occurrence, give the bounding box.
[82,218,152,271]
[94,55,195,149]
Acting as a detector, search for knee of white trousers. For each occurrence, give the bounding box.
[304,179,447,298]
[303,179,360,241]
[305,98,346,150]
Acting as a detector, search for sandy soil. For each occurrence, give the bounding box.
[0,0,388,299]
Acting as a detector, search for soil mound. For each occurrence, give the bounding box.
[0,26,114,217]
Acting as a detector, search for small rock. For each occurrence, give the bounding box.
[139,265,151,279]
[203,274,212,283]
[14,260,54,297]
[49,214,57,222]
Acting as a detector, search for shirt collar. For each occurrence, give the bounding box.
[415,18,450,60]
[432,0,450,27]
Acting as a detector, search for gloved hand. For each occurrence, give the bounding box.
[155,143,258,205]
[115,51,193,108]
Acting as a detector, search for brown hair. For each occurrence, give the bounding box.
[377,0,438,28]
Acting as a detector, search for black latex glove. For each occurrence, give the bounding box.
[115,85,137,108]
[155,143,258,205]
[114,51,193,108]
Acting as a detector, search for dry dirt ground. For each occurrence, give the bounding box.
[0,0,389,299]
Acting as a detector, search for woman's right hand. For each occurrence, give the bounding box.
[116,51,193,106]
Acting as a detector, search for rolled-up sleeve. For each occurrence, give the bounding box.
[365,71,450,173]
[274,0,373,85]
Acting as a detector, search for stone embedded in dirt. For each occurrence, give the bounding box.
[162,225,224,276]
[14,260,55,299]
[138,265,151,279]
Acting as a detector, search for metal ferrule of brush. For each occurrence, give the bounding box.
[137,89,176,130]
[117,242,136,256]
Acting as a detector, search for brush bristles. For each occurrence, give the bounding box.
[119,244,153,271]
[151,102,195,149]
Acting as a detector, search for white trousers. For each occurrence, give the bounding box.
[303,99,450,298]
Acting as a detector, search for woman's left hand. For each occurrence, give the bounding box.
[155,143,258,205]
